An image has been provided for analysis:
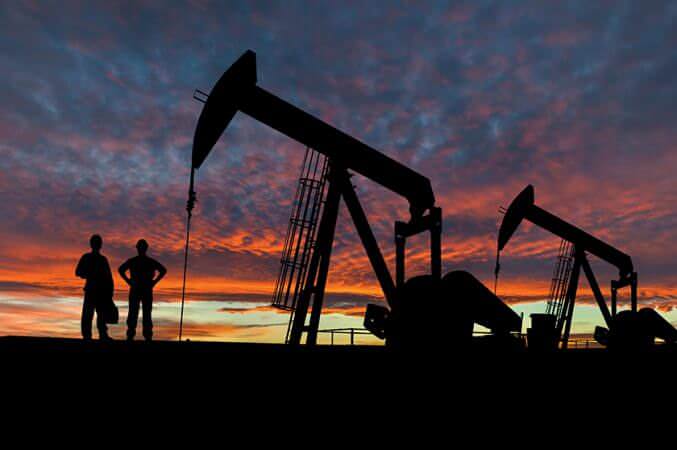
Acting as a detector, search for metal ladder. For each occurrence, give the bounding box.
[270,147,329,342]
[546,239,575,327]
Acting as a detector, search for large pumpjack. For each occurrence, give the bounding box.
[497,185,677,349]
[188,50,521,348]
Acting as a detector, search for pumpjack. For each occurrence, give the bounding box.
[497,185,677,349]
[188,50,521,347]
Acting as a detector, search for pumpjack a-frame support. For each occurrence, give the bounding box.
[556,246,638,348]
[287,162,442,345]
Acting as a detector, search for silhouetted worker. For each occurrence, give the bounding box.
[118,239,167,341]
[75,234,114,340]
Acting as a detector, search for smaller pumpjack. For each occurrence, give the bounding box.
[498,185,677,349]
[189,50,522,348]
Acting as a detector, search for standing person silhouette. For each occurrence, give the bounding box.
[75,234,114,340]
[118,239,167,341]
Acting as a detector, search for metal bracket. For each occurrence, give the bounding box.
[193,88,209,104]
[394,207,442,289]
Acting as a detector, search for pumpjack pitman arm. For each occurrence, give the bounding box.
[191,50,435,220]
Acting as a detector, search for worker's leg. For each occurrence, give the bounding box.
[141,289,153,341]
[127,290,141,340]
[94,296,109,340]
[81,293,95,340]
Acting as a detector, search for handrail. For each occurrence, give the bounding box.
[317,327,373,345]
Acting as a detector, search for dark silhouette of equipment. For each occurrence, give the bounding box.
[497,185,677,349]
[186,49,520,347]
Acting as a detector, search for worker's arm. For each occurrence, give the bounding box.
[152,260,167,287]
[118,260,132,286]
[75,254,88,279]
[103,257,114,298]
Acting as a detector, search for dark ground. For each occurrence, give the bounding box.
[1,336,674,428]
[2,335,674,381]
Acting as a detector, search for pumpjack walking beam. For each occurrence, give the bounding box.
[192,50,434,220]
[498,185,634,281]
[190,50,440,345]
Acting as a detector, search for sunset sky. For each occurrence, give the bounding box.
[1,1,676,343]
